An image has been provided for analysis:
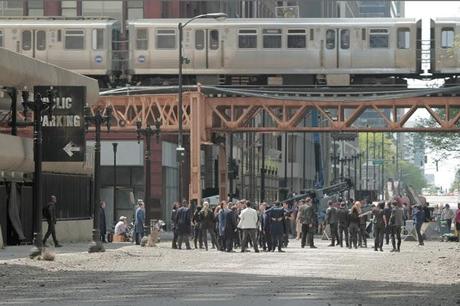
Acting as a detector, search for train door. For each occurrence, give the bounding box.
[323,29,337,69]
[20,29,48,62]
[207,29,221,69]
[90,28,106,69]
[193,28,221,70]
[338,29,351,68]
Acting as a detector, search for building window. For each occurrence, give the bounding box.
[64,29,85,50]
[210,29,219,50]
[369,29,389,48]
[0,0,23,16]
[263,29,281,48]
[62,0,77,17]
[195,29,204,50]
[22,30,31,50]
[0,30,3,47]
[136,28,148,50]
[36,30,46,50]
[340,29,350,49]
[238,29,257,49]
[441,27,454,48]
[28,0,43,16]
[156,29,176,49]
[326,29,335,49]
[128,0,143,19]
[92,29,104,50]
[82,1,122,21]
[397,28,410,49]
[287,29,306,48]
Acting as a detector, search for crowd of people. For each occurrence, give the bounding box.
[169,196,444,253]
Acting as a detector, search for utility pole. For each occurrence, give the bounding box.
[260,112,266,201]
[366,131,369,190]
[112,143,118,224]
[373,132,376,192]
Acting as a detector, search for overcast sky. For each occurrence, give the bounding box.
[405,1,460,191]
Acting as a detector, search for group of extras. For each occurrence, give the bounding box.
[170,197,427,253]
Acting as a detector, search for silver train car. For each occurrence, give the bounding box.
[0,17,119,86]
[431,17,460,81]
[127,18,422,86]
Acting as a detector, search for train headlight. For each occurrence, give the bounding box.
[138,55,146,64]
[95,55,103,64]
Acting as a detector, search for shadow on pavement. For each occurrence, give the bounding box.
[0,264,458,305]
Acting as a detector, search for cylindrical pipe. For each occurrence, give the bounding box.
[177,23,183,203]
[112,142,118,224]
[145,131,152,222]
[32,94,44,250]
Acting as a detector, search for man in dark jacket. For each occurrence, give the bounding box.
[218,201,237,252]
[373,202,386,252]
[383,202,392,245]
[99,201,107,243]
[298,198,317,249]
[266,202,286,252]
[175,202,192,250]
[337,202,349,248]
[134,200,145,245]
[413,205,425,246]
[171,202,179,249]
[325,201,338,246]
[43,195,62,247]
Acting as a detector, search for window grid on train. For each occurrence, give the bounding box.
[22,30,31,50]
[64,29,85,50]
[263,28,282,49]
[287,29,306,48]
[369,28,389,48]
[397,28,410,49]
[195,29,204,50]
[92,29,104,50]
[156,29,176,49]
[326,29,335,49]
[136,28,148,50]
[36,30,46,50]
[441,27,454,48]
[238,29,257,49]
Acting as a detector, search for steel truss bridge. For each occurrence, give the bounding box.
[95,84,460,203]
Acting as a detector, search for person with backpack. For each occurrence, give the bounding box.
[43,195,62,247]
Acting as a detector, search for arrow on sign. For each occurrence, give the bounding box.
[63,141,81,157]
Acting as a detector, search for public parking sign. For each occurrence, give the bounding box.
[35,86,86,162]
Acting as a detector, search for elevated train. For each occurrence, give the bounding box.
[0,16,459,87]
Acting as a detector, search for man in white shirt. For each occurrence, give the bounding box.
[114,216,128,242]
[238,201,260,253]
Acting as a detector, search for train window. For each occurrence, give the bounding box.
[210,30,219,50]
[310,29,314,41]
[263,29,282,49]
[362,28,366,40]
[441,27,454,48]
[92,29,104,50]
[238,29,257,49]
[195,30,204,50]
[340,29,350,49]
[369,29,389,48]
[136,29,148,50]
[57,30,62,42]
[64,29,84,50]
[156,29,176,49]
[36,30,46,51]
[287,29,306,48]
[22,31,31,51]
[397,28,410,49]
[326,29,335,49]
[0,31,3,48]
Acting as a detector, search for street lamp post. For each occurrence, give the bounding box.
[177,12,227,203]
[85,106,112,253]
[136,119,161,225]
[22,90,55,256]
[112,143,118,224]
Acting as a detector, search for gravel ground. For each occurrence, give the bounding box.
[0,238,459,305]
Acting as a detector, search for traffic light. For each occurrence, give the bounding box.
[176,146,185,162]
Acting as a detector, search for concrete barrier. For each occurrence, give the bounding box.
[42,219,93,243]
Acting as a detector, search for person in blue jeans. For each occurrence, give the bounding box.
[412,205,425,246]
[134,200,145,245]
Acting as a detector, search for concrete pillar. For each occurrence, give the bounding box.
[44,0,61,16]
[144,0,161,18]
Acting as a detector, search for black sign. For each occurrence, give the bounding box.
[331,132,358,141]
[36,86,86,162]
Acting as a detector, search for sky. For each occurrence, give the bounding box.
[405,1,460,191]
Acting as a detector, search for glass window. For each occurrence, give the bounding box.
[340,29,350,49]
[82,1,122,21]
[57,29,62,42]
[287,29,306,48]
[369,29,389,48]
[238,29,257,48]
[195,29,204,50]
[28,0,43,16]
[326,29,335,49]
[22,30,31,50]
[127,0,143,19]
[362,28,366,40]
[136,28,148,50]
[1,0,23,16]
[263,29,281,48]
[310,28,314,41]
[64,29,85,50]
[0,30,3,48]
[92,29,104,50]
[156,29,176,49]
[62,0,77,17]
[36,30,46,50]
[397,28,410,49]
[210,30,219,50]
[441,27,454,48]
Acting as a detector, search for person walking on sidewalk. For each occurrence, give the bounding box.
[199,201,217,250]
[337,202,349,248]
[134,200,145,245]
[390,201,404,252]
[441,204,454,234]
[325,201,339,247]
[455,203,460,242]
[238,201,260,253]
[348,201,361,249]
[299,198,317,249]
[99,201,107,243]
[43,195,62,247]
[372,202,386,252]
[413,204,425,246]
[176,202,192,250]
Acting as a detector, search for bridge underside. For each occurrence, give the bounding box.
[97,92,460,203]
